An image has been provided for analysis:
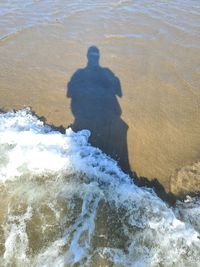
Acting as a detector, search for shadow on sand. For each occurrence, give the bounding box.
[65,46,179,205]
[67,46,130,173]
[2,46,197,205]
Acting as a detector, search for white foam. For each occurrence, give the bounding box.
[0,108,200,266]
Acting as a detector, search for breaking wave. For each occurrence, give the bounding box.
[0,108,199,266]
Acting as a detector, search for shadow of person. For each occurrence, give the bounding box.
[67,46,130,173]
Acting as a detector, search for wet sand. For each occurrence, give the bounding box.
[0,1,200,195]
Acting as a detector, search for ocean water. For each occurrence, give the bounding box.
[0,0,200,185]
[0,108,200,267]
[1,0,199,44]
[0,1,200,265]
[1,0,200,187]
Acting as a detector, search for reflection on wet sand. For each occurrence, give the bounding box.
[67,46,130,172]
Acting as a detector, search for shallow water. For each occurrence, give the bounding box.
[0,0,200,190]
[0,108,200,267]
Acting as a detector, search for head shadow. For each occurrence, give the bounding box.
[87,46,100,68]
[66,46,130,173]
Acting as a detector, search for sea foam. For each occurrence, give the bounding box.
[0,108,199,267]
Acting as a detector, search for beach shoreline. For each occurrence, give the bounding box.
[1,106,199,204]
